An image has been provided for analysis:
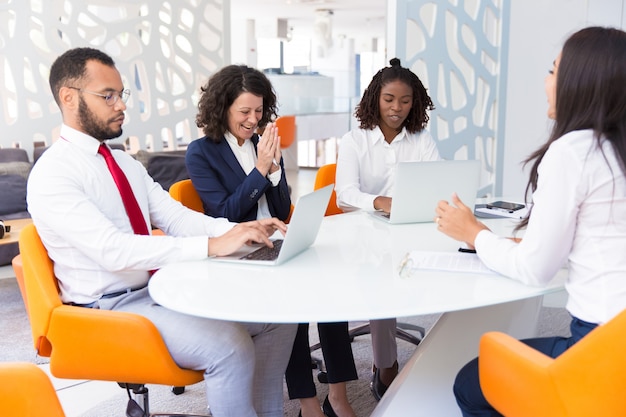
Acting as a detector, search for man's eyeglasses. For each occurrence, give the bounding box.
[69,87,130,106]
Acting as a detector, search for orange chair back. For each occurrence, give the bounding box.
[19,223,60,356]
[169,179,204,213]
[314,163,343,216]
[0,362,65,417]
[284,204,295,224]
[275,115,296,149]
[479,308,626,417]
[18,223,203,386]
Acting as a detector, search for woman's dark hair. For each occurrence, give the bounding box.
[354,57,434,133]
[49,47,115,106]
[518,26,626,230]
[195,65,278,141]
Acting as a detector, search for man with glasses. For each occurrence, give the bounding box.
[27,47,297,417]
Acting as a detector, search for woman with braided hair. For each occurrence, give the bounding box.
[335,58,441,401]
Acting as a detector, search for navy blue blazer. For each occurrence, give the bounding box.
[185,134,292,222]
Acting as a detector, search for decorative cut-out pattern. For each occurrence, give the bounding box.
[395,0,510,196]
[0,0,225,154]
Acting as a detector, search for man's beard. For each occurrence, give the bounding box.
[78,96,123,140]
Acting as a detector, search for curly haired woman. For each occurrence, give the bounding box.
[187,65,358,417]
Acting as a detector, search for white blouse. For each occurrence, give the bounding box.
[335,126,441,211]
[475,129,626,325]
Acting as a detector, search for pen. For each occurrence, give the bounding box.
[458,247,477,254]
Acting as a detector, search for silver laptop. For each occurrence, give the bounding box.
[370,160,481,224]
[211,184,333,265]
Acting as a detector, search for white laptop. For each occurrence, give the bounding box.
[370,160,481,224]
[211,184,333,265]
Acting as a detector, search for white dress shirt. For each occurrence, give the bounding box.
[224,131,281,220]
[335,126,441,210]
[475,129,626,325]
[27,124,235,304]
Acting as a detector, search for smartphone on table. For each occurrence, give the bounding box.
[486,201,525,212]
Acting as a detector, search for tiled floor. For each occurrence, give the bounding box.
[0,264,15,280]
[0,167,319,417]
[42,366,122,417]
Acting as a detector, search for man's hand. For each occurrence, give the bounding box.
[207,218,287,257]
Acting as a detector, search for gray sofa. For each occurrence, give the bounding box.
[0,148,30,220]
[0,148,31,265]
[133,149,188,191]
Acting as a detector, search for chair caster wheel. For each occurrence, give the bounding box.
[172,386,185,395]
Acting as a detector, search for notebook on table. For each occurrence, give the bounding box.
[211,184,333,266]
[370,159,481,224]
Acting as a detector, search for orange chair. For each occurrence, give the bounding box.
[169,178,204,213]
[170,178,295,223]
[285,204,295,224]
[18,223,207,416]
[313,163,343,216]
[275,115,296,149]
[479,309,626,417]
[0,362,66,417]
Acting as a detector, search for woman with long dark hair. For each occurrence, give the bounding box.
[434,26,626,416]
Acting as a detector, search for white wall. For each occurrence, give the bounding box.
[230,16,253,66]
[310,37,357,106]
[501,0,625,198]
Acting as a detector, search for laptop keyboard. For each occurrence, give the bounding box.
[241,240,284,261]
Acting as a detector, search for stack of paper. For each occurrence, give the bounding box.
[399,250,498,277]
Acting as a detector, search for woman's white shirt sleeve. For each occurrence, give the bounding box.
[475,141,577,285]
[474,130,626,324]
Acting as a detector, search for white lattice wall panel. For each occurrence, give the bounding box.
[0,0,225,154]
[395,0,510,196]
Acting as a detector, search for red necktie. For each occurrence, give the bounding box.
[98,143,149,236]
